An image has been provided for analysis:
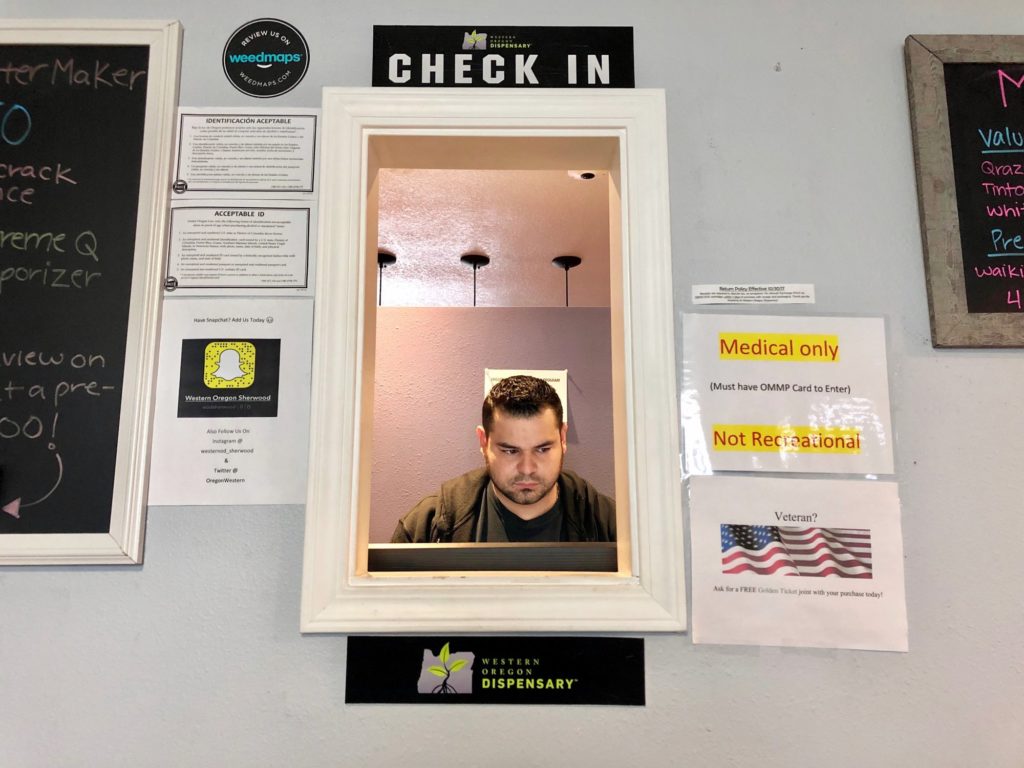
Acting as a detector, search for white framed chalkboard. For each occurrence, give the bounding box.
[0,20,182,563]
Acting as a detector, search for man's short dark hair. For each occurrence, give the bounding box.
[482,375,563,434]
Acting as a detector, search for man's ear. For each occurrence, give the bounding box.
[559,422,568,453]
[476,425,487,454]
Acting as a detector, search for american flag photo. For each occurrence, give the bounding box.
[721,524,872,578]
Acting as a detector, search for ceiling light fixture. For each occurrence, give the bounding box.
[551,255,583,307]
[377,251,397,306]
[460,253,490,307]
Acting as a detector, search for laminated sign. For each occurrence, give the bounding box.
[682,314,894,475]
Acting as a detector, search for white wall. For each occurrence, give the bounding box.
[2,1,1023,766]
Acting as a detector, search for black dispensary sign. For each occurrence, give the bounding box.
[346,636,644,705]
[372,26,634,88]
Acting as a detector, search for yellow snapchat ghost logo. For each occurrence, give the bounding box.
[203,341,256,389]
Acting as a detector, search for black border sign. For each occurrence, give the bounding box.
[346,636,644,705]
[943,62,1024,314]
[0,43,148,535]
[372,26,634,88]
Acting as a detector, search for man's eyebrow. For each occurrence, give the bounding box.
[493,438,552,450]
[494,440,555,450]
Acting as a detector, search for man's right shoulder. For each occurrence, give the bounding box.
[390,494,441,543]
[390,468,489,543]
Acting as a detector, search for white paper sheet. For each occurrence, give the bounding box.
[147,298,312,506]
[166,107,320,297]
[682,313,894,475]
[172,108,318,196]
[691,283,815,305]
[689,475,908,651]
[165,203,315,295]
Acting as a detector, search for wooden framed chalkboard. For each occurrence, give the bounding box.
[906,35,1024,347]
[0,21,181,563]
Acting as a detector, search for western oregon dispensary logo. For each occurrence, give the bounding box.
[415,642,582,697]
[460,29,532,50]
[417,642,474,695]
[223,18,309,97]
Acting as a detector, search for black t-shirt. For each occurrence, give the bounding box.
[473,482,564,542]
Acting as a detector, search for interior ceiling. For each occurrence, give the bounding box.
[376,168,611,307]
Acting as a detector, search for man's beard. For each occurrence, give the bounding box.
[485,455,563,507]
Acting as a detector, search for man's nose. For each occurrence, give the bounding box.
[518,452,537,473]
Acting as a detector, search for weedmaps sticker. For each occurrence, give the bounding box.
[223,18,309,97]
[346,636,644,704]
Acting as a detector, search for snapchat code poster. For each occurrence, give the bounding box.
[148,299,312,505]
[177,338,281,418]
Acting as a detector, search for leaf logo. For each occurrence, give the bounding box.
[417,642,475,694]
[462,30,487,50]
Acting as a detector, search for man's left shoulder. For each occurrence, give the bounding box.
[560,469,608,498]
[559,469,616,541]
[559,469,616,512]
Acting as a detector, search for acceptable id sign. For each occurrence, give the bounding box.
[682,314,894,475]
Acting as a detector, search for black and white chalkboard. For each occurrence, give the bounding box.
[907,35,1024,346]
[0,21,181,563]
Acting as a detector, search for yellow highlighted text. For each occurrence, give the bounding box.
[712,424,862,453]
[719,332,840,362]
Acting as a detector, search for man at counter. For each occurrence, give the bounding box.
[391,375,616,543]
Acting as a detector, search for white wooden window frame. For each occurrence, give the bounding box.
[0,20,181,565]
[302,88,685,632]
